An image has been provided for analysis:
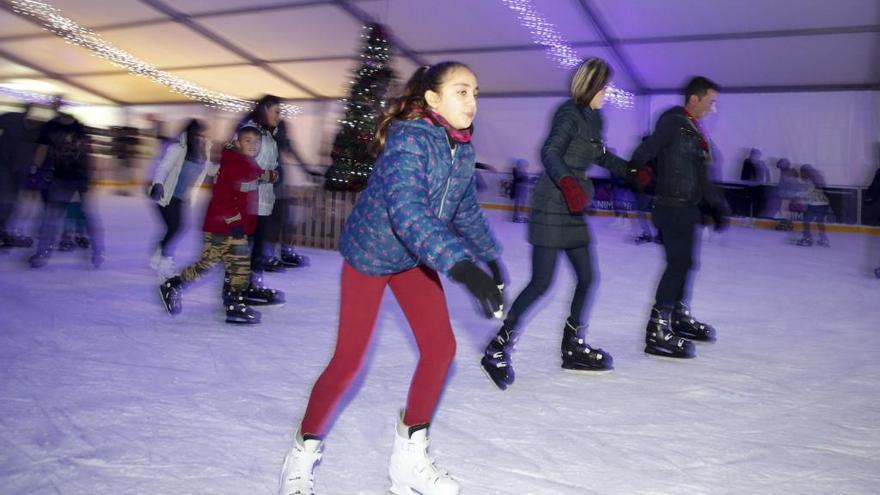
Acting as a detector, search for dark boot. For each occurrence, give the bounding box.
[261,256,287,273]
[280,246,309,267]
[224,291,261,324]
[244,272,285,306]
[671,302,716,342]
[645,306,695,358]
[561,319,613,372]
[58,233,75,252]
[480,324,517,390]
[28,248,51,268]
[160,276,183,315]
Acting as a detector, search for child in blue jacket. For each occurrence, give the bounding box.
[278,62,504,495]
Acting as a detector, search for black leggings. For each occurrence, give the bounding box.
[504,244,594,330]
[156,198,183,257]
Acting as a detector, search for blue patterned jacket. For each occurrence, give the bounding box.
[339,118,500,276]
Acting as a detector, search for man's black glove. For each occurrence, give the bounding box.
[448,260,503,319]
[230,224,245,239]
[149,183,164,202]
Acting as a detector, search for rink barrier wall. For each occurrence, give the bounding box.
[90,169,880,250]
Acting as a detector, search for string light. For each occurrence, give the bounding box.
[500,0,634,109]
[10,0,301,117]
[0,85,58,105]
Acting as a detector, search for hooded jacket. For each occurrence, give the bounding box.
[339,118,500,276]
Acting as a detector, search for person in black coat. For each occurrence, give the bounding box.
[630,76,729,359]
[481,57,639,389]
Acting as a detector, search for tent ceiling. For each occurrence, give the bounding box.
[0,0,877,106]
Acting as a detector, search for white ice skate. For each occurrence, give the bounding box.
[388,413,459,495]
[156,255,176,281]
[278,431,322,495]
[148,247,161,270]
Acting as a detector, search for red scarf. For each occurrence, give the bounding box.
[683,108,709,152]
[423,110,472,144]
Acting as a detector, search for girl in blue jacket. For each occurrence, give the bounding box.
[278,62,504,495]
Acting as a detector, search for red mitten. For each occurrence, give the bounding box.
[559,176,587,213]
[638,166,652,190]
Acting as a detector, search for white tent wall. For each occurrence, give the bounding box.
[31,89,878,190]
[118,99,344,167]
[647,90,880,186]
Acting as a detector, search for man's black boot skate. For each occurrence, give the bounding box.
[645,306,695,358]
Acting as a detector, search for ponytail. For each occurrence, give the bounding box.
[373,61,470,154]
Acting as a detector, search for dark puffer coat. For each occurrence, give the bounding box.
[528,99,631,248]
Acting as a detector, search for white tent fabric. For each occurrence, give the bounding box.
[1,0,878,185]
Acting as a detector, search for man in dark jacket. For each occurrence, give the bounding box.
[0,104,40,247]
[28,98,103,268]
[630,76,729,359]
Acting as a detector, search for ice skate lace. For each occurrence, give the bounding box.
[488,352,508,368]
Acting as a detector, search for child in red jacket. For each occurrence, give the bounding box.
[159,127,268,324]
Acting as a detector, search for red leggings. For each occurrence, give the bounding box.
[300,261,457,436]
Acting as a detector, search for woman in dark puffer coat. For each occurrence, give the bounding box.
[481,57,638,390]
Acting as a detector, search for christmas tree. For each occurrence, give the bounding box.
[324,23,395,191]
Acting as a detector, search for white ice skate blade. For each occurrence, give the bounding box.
[561,367,614,375]
[643,351,694,361]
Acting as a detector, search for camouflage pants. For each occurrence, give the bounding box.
[180,233,251,291]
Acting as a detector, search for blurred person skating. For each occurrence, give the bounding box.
[510,158,530,223]
[632,141,658,244]
[795,164,831,247]
[28,98,103,268]
[233,95,286,306]
[271,118,311,268]
[0,103,39,248]
[480,58,642,390]
[159,127,264,324]
[57,197,91,251]
[277,62,503,495]
[865,158,880,277]
[740,147,769,220]
[148,119,213,279]
[771,158,801,231]
[629,76,730,358]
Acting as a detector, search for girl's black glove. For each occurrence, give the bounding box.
[448,260,504,319]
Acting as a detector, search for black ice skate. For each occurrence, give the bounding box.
[160,276,183,315]
[671,303,716,342]
[645,306,695,358]
[261,256,287,273]
[795,235,813,247]
[875,266,880,279]
[561,319,613,372]
[244,273,285,306]
[91,249,104,269]
[224,291,261,324]
[5,233,33,248]
[280,246,309,267]
[28,249,51,268]
[817,235,830,247]
[634,232,653,244]
[75,233,91,249]
[480,324,516,390]
[58,235,75,252]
